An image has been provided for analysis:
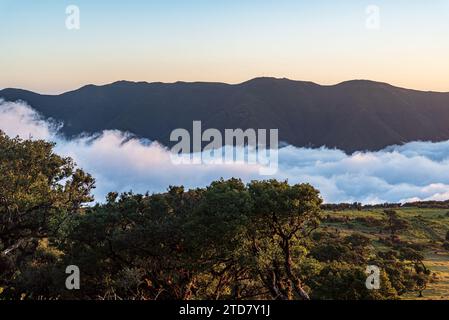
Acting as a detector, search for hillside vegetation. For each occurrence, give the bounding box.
[322,207,449,300]
[1,131,448,300]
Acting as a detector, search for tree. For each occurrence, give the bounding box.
[0,131,95,298]
[307,232,399,300]
[247,180,322,300]
[398,247,431,298]
[58,187,207,300]
[184,178,256,300]
[308,261,397,300]
[383,210,409,242]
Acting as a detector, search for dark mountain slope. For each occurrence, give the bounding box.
[1,77,449,153]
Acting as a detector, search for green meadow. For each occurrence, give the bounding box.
[322,207,449,300]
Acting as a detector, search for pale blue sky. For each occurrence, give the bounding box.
[1,0,449,93]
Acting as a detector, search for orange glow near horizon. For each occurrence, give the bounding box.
[1,0,449,94]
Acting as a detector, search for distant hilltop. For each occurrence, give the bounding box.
[2,77,449,153]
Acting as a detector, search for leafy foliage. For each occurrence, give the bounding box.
[0,132,433,300]
[0,131,94,298]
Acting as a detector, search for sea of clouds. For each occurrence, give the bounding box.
[1,99,449,204]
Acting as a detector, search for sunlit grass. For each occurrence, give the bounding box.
[323,207,449,300]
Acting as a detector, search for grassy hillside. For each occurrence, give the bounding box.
[322,207,449,300]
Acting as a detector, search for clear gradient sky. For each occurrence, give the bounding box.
[1,0,449,94]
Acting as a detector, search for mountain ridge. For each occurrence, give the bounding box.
[6,77,448,95]
[1,77,449,153]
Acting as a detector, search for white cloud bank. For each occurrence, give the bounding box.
[1,99,449,204]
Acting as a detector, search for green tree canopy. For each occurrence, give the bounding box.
[0,131,95,298]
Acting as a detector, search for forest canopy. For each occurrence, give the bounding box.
[0,132,432,300]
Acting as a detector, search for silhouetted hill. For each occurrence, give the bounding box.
[2,77,449,153]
